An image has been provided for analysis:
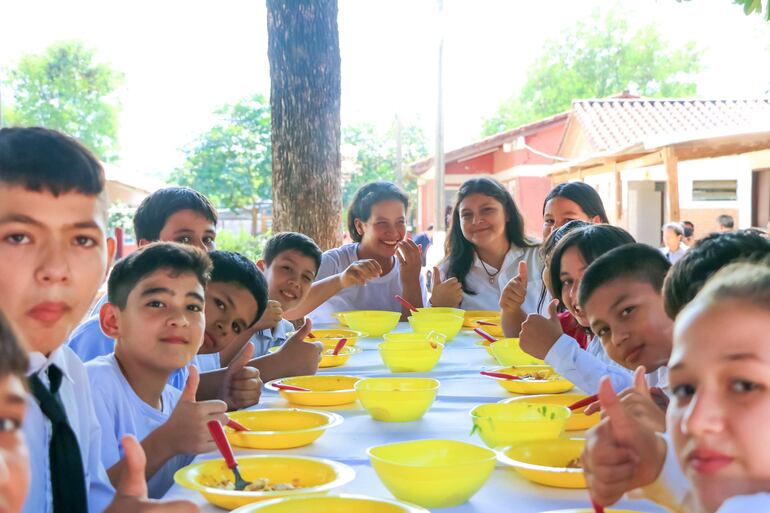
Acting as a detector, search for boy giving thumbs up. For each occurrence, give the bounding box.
[87,242,229,498]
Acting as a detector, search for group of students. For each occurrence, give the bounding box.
[0,125,769,513]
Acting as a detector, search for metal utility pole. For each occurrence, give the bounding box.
[434,0,445,233]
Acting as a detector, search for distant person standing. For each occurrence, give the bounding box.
[659,222,688,264]
[413,225,433,266]
[682,220,695,246]
[717,214,735,232]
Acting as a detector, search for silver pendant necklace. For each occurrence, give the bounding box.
[475,249,501,284]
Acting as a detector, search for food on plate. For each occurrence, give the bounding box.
[200,475,301,491]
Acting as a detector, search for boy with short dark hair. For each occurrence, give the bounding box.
[578,243,672,387]
[88,242,229,498]
[0,127,198,513]
[0,311,31,513]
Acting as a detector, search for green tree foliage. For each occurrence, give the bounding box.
[215,230,270,261]
[342,122,429,208]
[171,94,272,213]
[733,0,769,19]
[5,40,123,161]
[482,9,703,135]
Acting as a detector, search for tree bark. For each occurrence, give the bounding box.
[267,0,342,250]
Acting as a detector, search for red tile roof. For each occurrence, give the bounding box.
[570,98,770,152]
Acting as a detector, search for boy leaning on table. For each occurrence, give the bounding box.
[87,242,248,498]
[0,126,198,513]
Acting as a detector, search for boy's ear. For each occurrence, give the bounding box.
[590,215,603,224]
[99,302,121,339]
[137,238,151,248]
[256,259,266,271]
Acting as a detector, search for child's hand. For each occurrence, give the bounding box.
[429,267,463,307]
[500,261,527,313]
[340,259,381,288]
[220,341,262,410]
[163,366,228,455]
[396,239,422,284]
[104,435,200,513]
[274,318,323,376]
[252,300,283,331]
[586,367,667,433]
[519,299,563,359]
[583,377,667,507]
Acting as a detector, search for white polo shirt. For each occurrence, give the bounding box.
[658,243,689,264]
[438,245,544,314]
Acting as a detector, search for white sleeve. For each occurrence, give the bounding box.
[718,494,770,513]
[630,434,693,513]
[84,379,117,512]
[315,249,343,282]
[544,334,634,394]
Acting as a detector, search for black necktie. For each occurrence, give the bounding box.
[30,365,89,513]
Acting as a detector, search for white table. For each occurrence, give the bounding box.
[164,323,668,513]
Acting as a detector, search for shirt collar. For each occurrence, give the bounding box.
[27,347,75,385]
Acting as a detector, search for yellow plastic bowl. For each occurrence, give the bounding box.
[355,377,439,422]
[174,455,355,510]
[341,311,402,337]
[319,345,361,368]
[498,438,586,489]
[408,313,464,340]
[470,403,571,449]
[489,338,544,366]
[502,393,600,431]
[230,494,430,513]
[225,409,342,449]
[368,439,496,508]
[331,311,352,326]
[265,375,360,406]
[378,340,444,372]
[382,331,447,344]
[487,365,574,394]
[415,307,465,317]
[463,310,500,328]
[470,318,504,338]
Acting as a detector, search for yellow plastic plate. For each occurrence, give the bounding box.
[498,438,586,489]
[487,365,574,394]
[174,455,355,509]
[265,375,360,406]
[230,494,430,513]
[225,409,342,449]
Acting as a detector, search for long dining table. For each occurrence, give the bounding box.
[163,322,669,513]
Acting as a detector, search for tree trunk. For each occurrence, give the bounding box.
[267,0,342,251]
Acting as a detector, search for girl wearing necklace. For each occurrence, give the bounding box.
[430,177,542,312]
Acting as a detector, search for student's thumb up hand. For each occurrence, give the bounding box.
[279,318,322,375]
[432,266,442,290]
[633,366,651,398]
[516,260,528,284]
[117,435,148,498]
[598,377,635,446]
[222,341,261,411]
[181,365,199,402]
[108,436,201,512]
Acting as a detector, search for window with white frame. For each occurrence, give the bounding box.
[692,180,738,201]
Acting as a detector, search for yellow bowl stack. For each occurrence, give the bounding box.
[355,377,439,422]
[407,313,464,340]
[339,311,401,337]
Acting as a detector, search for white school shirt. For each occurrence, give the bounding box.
[86,354,193,499]
[23,346,115,513]
[309,243,428,324]
[658,243,688,264]
[544,334,669,395]
[437,245,544,314]
[250,318,295,357]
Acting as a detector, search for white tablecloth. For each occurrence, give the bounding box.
[163,323,668,512]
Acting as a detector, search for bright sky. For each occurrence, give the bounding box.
[1,0,769,180]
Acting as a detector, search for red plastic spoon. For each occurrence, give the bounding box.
[473,328,497,343]
[480,371,522,380]
[568,394,599,411]
[395,295,418,313]
[592,499,605,513]
[476,320,498,326]
[274,383,311,392]
[332,338,348,356]
[207,420,252,490]
[226,419,249,432]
